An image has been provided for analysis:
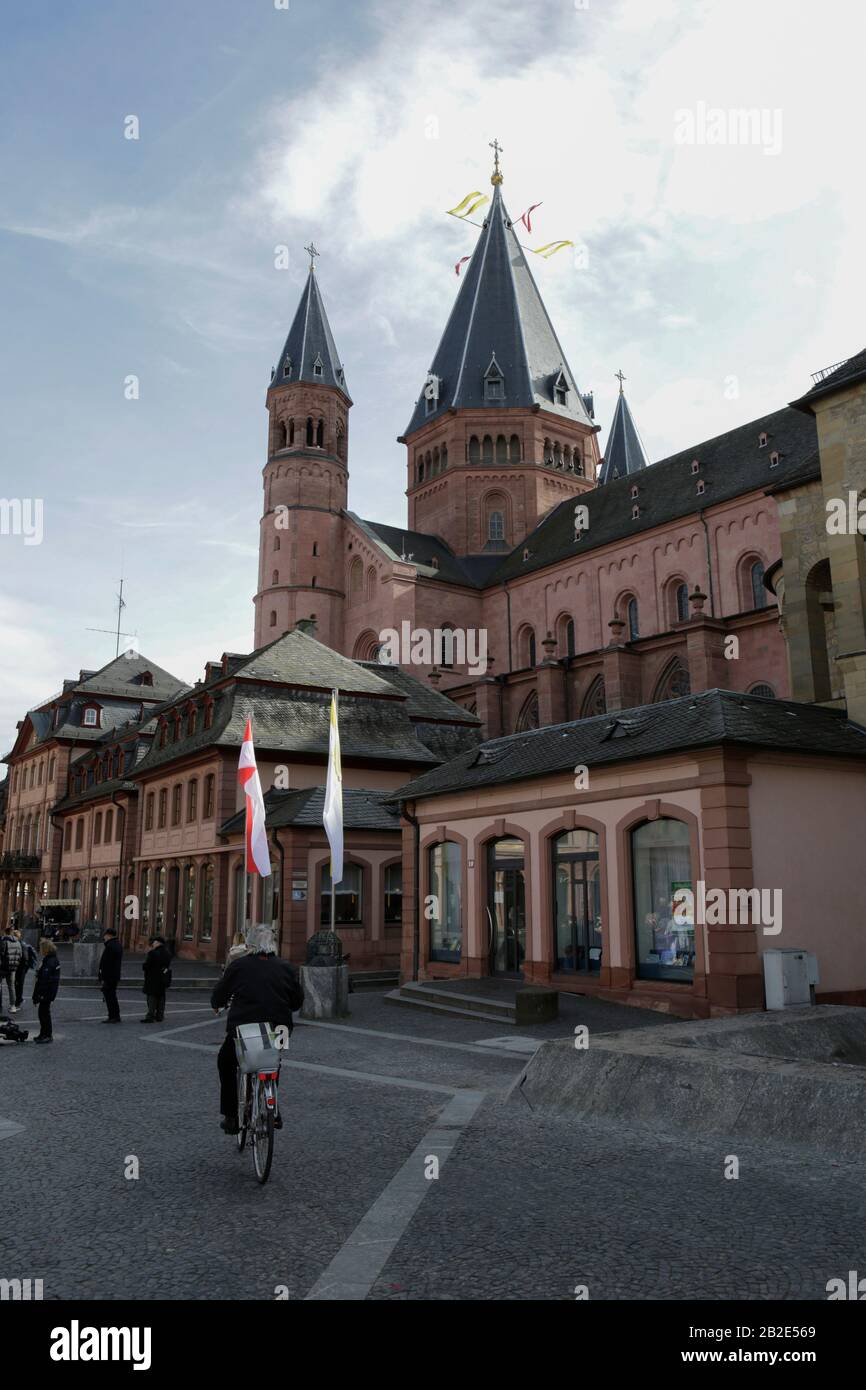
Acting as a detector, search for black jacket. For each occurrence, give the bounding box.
[211,954,304,1033]
[98,938,123,986]
[33,954,60,1005]
[142,944,172,996]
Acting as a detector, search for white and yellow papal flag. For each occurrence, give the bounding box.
[323,688,343,888]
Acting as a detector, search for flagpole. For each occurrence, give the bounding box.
[330,688,338,934]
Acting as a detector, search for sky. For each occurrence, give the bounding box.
[0,0,864,755]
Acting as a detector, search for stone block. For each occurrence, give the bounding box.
[72,942,102,978]
[514,987,558,1025]
[300,964,349,1019]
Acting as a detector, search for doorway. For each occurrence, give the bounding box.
[487,838,526,976]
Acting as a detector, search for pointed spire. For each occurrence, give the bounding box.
[405,170,591,434]
[597,376,650,485]
[270,247,348,395]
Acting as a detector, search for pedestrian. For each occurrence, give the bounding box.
[225,931,248,967]
[141,935,172,1023]
[32,938,60,1043]
[13,927,38,1008]
[0,923,23,1015]
[97,926,123,1023]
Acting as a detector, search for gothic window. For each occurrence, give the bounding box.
[316,418,324,448]
[289,419,295,446]
[488,510,504,542]
[626,597,639,641]
[750,560,767,609]
[675,582,689,623]
[653,660,691,702]
[306,417,314,446]
[482,435,493,463]
[468,436,480,464]
[272,569,279,585]
[516,691,540,732]
[581,676,606,718]
[509,434,520,462]
[496,434,508,464]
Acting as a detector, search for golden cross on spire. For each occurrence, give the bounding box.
[489,137,504,186]
[615,368,626,395]
[304,240,320,271]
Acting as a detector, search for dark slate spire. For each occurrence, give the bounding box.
[405,158,591,434]
[597,372,650,485]
[271,244,348,395]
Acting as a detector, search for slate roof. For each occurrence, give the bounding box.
[489,405,817,584]
[388,689,866,802]
[597,389,650,485]
[219,786,399,837]
[791,346,866,411]
[350,516,504,589]
[232,629,397,698]
[270,267,349,397]
[405,182,591,434]
[72,653,186,701]
[355,662,480,726]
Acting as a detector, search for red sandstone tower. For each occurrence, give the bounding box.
[399,145,600,556]
[253,244,351,649]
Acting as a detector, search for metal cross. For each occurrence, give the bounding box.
[489,138,503,178]
[304,241,320,270]
[615,368,626,394]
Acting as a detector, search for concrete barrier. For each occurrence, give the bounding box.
[510,1005,866,1158]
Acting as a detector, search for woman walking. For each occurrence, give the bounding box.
[32,938,60,1043]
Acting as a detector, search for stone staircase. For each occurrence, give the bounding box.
[385,980,558,1026]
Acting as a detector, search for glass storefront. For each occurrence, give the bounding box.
[632,818,694,983]
[487,838,526,975]
[428,842,462,962]
[552,829,602,974]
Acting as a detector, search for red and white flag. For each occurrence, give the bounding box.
[518,201,542,234]
[454,255,471,276]
[238,717,271,878]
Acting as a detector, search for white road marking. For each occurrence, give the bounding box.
[304,1089,486,1300]
[472,1035,543,1055]
[299,1018,531,1059]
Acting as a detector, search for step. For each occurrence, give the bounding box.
[401,981,516,1017]
[60,977,217,992]
[384,990,516,1025]
[349,971,399,993]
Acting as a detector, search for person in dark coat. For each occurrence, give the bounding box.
[97,927,123,1023]
[14,928,38,1008]
[32,938,61,1042]
[210,924,303,1134]
[141,936,172,1022]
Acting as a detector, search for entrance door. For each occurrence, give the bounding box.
[487,838,526,976]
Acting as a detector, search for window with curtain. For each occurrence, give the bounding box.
[384,863,403,923]
[320,862,362,925]
[631,818,694,983]
[428,842,462,962]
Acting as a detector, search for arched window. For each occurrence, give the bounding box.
[552,828,602,974]
[289,418,295,446]
[273,536,280,552]
[272,569,279,585]
[553,442,562,468]
[516,691,539,731]
[517,626,536,669]
[626,597,639,641]
[509,434,520,463]
[468,436,480,464]
[565,617,576,657]
[581,676,606,718]
[182,864,196,939]
[158,788,168,829]
[349,556,363,600]
[653,660,691,702]
[438,626,457,669]
[269,610,277,627]
[336,420,345,459]
[482,435,493,463]
[187,779,198,822]
[366,566,377,599]
[316,418,324,448]
[274,419,287,450]
[488,510,504,542]
[675,582,689,623]
[320,861,362,924]
[440,443,448,469]
[200,863,214,941]
[64,821,72,852]
[104,809,113,841]
[384,863,403,923]
[748,683,775,699]
[204,774,215,819]
[632,817,694,983]
[496,434,508,463]
[750,560,767,610]
[306,417,314,447]
[428,842,462,962]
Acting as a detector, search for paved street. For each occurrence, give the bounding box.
[2,985,864,1302]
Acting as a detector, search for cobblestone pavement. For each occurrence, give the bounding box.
[1,986,863,1301]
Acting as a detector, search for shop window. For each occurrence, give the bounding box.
[200,864,214,941]
[552,829,601,974]
[320,861,363,925]
[631,818,694,983]
[384,863,403,923]
[155,868,166,933]
[428,842,462,962]
[183,865,196,939]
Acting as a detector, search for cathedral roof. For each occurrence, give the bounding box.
[404,182,591,434]
[270,264,349,397]
[790,345,866,411]
[597,385,650,485]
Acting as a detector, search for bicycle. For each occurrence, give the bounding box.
[234,1023,282,1185]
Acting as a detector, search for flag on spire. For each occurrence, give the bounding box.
[238,718,271,877]
[323,689,343,888]
[518,201,542,233]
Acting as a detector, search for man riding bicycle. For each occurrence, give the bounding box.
[210,925,304,1135]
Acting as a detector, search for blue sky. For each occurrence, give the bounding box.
[1,0,864,754]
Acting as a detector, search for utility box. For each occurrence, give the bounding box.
[763,949,819,1010]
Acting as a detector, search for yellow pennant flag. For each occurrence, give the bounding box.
[531,239,575,259]
[446,190,489,218]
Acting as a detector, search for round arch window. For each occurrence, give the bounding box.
[631,818,694,983]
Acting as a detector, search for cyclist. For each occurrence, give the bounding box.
[210,924,304,1135]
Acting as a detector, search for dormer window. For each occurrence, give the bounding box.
[759,432,768,448]
[283,357,292,379]
[431,556,439,570]
[423,373,440,415]
[484,354,504,401]
[139,670,153,686]
[553,369,569,406]
[691,459,700,474]
[632,505,640,520]
[696,480,706,496]
[523,547,530,562]
[83,706,99,728]
[769,450,780,467]
[630,484,639,499]
[312,354,323,378]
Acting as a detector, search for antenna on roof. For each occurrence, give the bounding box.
[86,567,137,657]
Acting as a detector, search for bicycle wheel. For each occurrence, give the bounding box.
[251,1077,275,1185]
[236,1069,248,1152]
